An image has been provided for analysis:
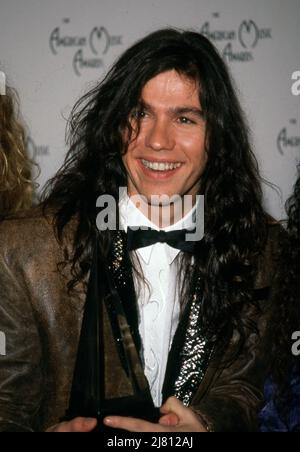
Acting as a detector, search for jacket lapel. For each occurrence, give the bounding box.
[162,268,214,405]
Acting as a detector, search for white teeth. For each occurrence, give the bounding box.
[141,160,182,171]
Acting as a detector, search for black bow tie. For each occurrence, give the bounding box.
[127,227,196,253]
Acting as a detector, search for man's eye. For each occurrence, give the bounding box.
[178,116,195,125]
[132,109,147,119]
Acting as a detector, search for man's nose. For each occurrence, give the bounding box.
[145,119,175,151]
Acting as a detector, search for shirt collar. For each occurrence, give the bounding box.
[119,194,198,265]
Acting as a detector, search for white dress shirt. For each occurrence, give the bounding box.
[119,196,196,407]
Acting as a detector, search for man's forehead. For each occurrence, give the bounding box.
[140,71,200,107]
[142,70,198,92]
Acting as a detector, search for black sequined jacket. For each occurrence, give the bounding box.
[0,211,283,432]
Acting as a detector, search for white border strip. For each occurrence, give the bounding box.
[0,331,6,356]
[0,71,6,95]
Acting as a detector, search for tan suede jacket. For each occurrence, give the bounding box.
[0,212,283,432]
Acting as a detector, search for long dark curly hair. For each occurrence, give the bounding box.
[42,29,268,351]
[270,168,300,393]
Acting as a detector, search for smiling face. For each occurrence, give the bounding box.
[122,70,208,206]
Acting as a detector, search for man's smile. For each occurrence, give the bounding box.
[141,159,183,171]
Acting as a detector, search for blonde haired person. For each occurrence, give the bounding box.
[0,84,35,216]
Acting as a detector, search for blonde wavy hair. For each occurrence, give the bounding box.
[0,86,36,216]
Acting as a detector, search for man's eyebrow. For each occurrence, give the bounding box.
[138,101,204,118]
[171,106,204,118]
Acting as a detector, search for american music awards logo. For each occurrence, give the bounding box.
[277,119,300,155]
[200,13,272,63]
[49,18,123,76]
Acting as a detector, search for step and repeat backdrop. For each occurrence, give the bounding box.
[0,0,299,219]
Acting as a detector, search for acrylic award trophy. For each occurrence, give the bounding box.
[63,235,159,432]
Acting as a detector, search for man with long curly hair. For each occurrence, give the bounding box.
[0,29,284,432]
[0,83,35,216]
